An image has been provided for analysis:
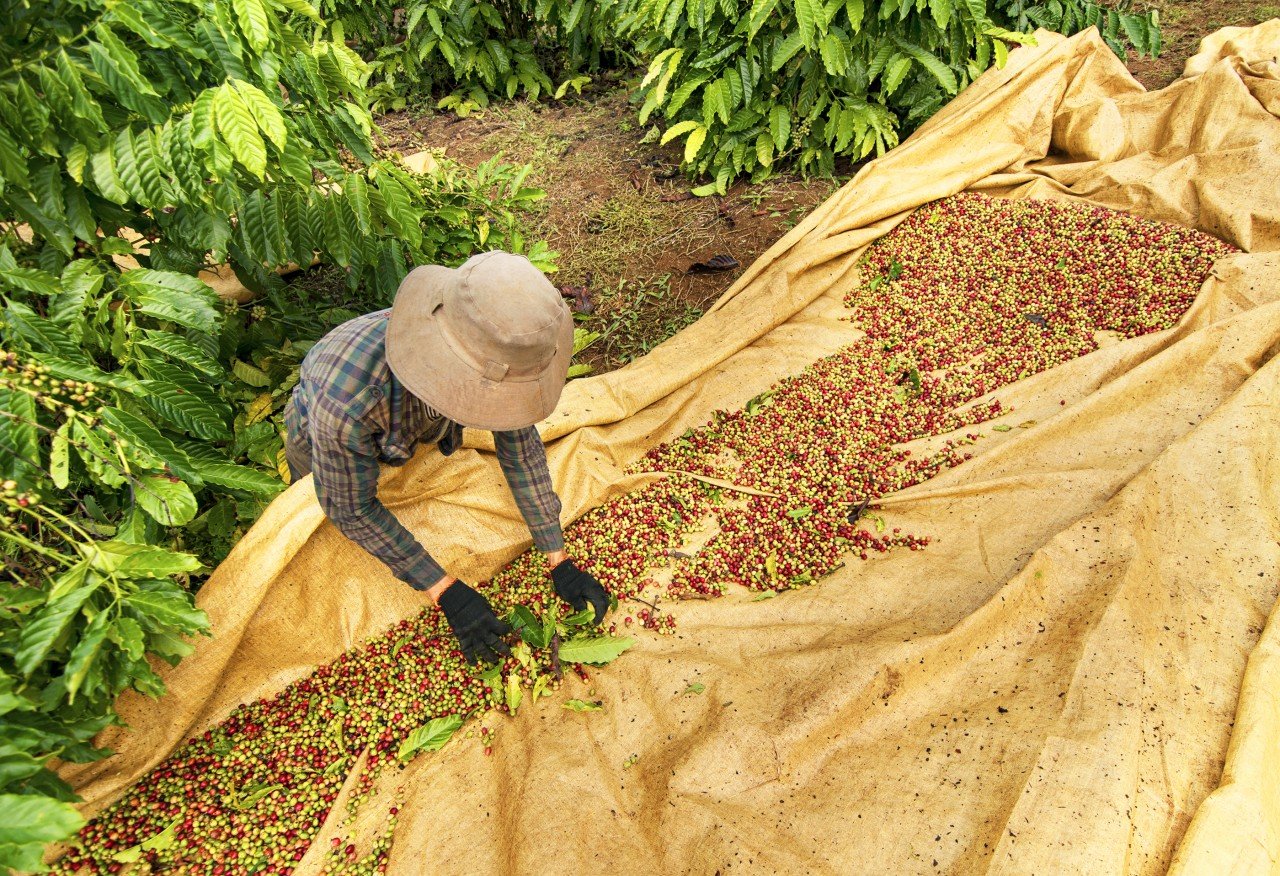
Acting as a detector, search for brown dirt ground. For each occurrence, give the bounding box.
[1127,0,1278,88]
[374,1,1277,374]
[378,85,841,374]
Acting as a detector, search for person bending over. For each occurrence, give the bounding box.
[284,251,609,663]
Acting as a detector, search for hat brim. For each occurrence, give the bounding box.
[385,266,574,431]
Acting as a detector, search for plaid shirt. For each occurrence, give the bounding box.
[286,309,564,590]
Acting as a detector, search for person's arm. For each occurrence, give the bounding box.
[494,427,609,623]
[493,426,565,556]
[310,406,449,595]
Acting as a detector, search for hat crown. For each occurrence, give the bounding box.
[443,252,564,379]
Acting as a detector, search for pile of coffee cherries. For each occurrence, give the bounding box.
[54,194,1231,874]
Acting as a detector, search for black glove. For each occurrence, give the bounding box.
[438,582,512,664]
[551,559,610,626]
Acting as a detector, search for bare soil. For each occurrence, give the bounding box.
[1127,0,1278,88]
[378,86,840,374]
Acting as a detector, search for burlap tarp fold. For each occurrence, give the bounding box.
[61,21,1280,875]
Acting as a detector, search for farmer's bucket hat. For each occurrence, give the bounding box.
[385,250,573,431]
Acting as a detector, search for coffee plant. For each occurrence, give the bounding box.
[630,0,1161,190]
[315,0,633,113]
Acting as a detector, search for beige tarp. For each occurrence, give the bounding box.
[60,21,1280,875]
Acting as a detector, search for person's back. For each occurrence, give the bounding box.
[283,251,610,664]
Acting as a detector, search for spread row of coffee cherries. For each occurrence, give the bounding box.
[53,194,1233,874]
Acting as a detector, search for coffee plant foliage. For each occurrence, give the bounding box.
[316,0,632,113]
[0,0,556,865]
[630,0,1160,190]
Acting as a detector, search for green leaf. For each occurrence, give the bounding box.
[562,699,604,712]
[0,386,39,481]
[993,37,1009,68]
[215,83,266,179]
[224,783,281,810]
[140,377,232,441]
[231,79,287,149]
[125,587,208,635]
[786,506,812,519]
[769,104,791,152]
[232,0,272,51]
[992,423,1012,432]
[50,421,71,488]
[682,682,705,695]
[795,0,821,47]
[88,541,202,577]
[747,0,781,40]
[135,473,199,526]
[506,673,523,713]
[397,715,463,761]
[135,331,224,376]
[562,608,596,627]
[14,585,98,678]
[893,37,958,94]
[98,407,204,485]
[271,0,321,21]
[684,125,708,164]
[113,816,180,862]
[660,119,700,146]
[557,635,634,665]
[0,793,84,846]
[0,266,60,297]
[765,552,778,587]
[192,461,282,495]
[120,269,221,334]
[64,610,110,702]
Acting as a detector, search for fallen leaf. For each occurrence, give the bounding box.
[563,699,604,712]
[682,682,705,696]
[687,254,740,274]
[992,424,1012,432]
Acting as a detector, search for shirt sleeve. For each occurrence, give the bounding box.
[493,426,564,552]
[310,403,446,590]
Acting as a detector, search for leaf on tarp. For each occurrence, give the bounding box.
[786,507,812,520]
[562,699,603,712]
[557,635,634,665]
[896,366,921,396]
[682,682,705,696]
[847,498,870,523]
[223,783,281,811]
[751,590,777,601]
[1018,420,1037,429]
[561,608,596,627]
[686,254,740,274]
[506,674,523,714]
[113,816,179,862]
[397,714,463,761]
[532,674,551,701]
[992,424,1012,432]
